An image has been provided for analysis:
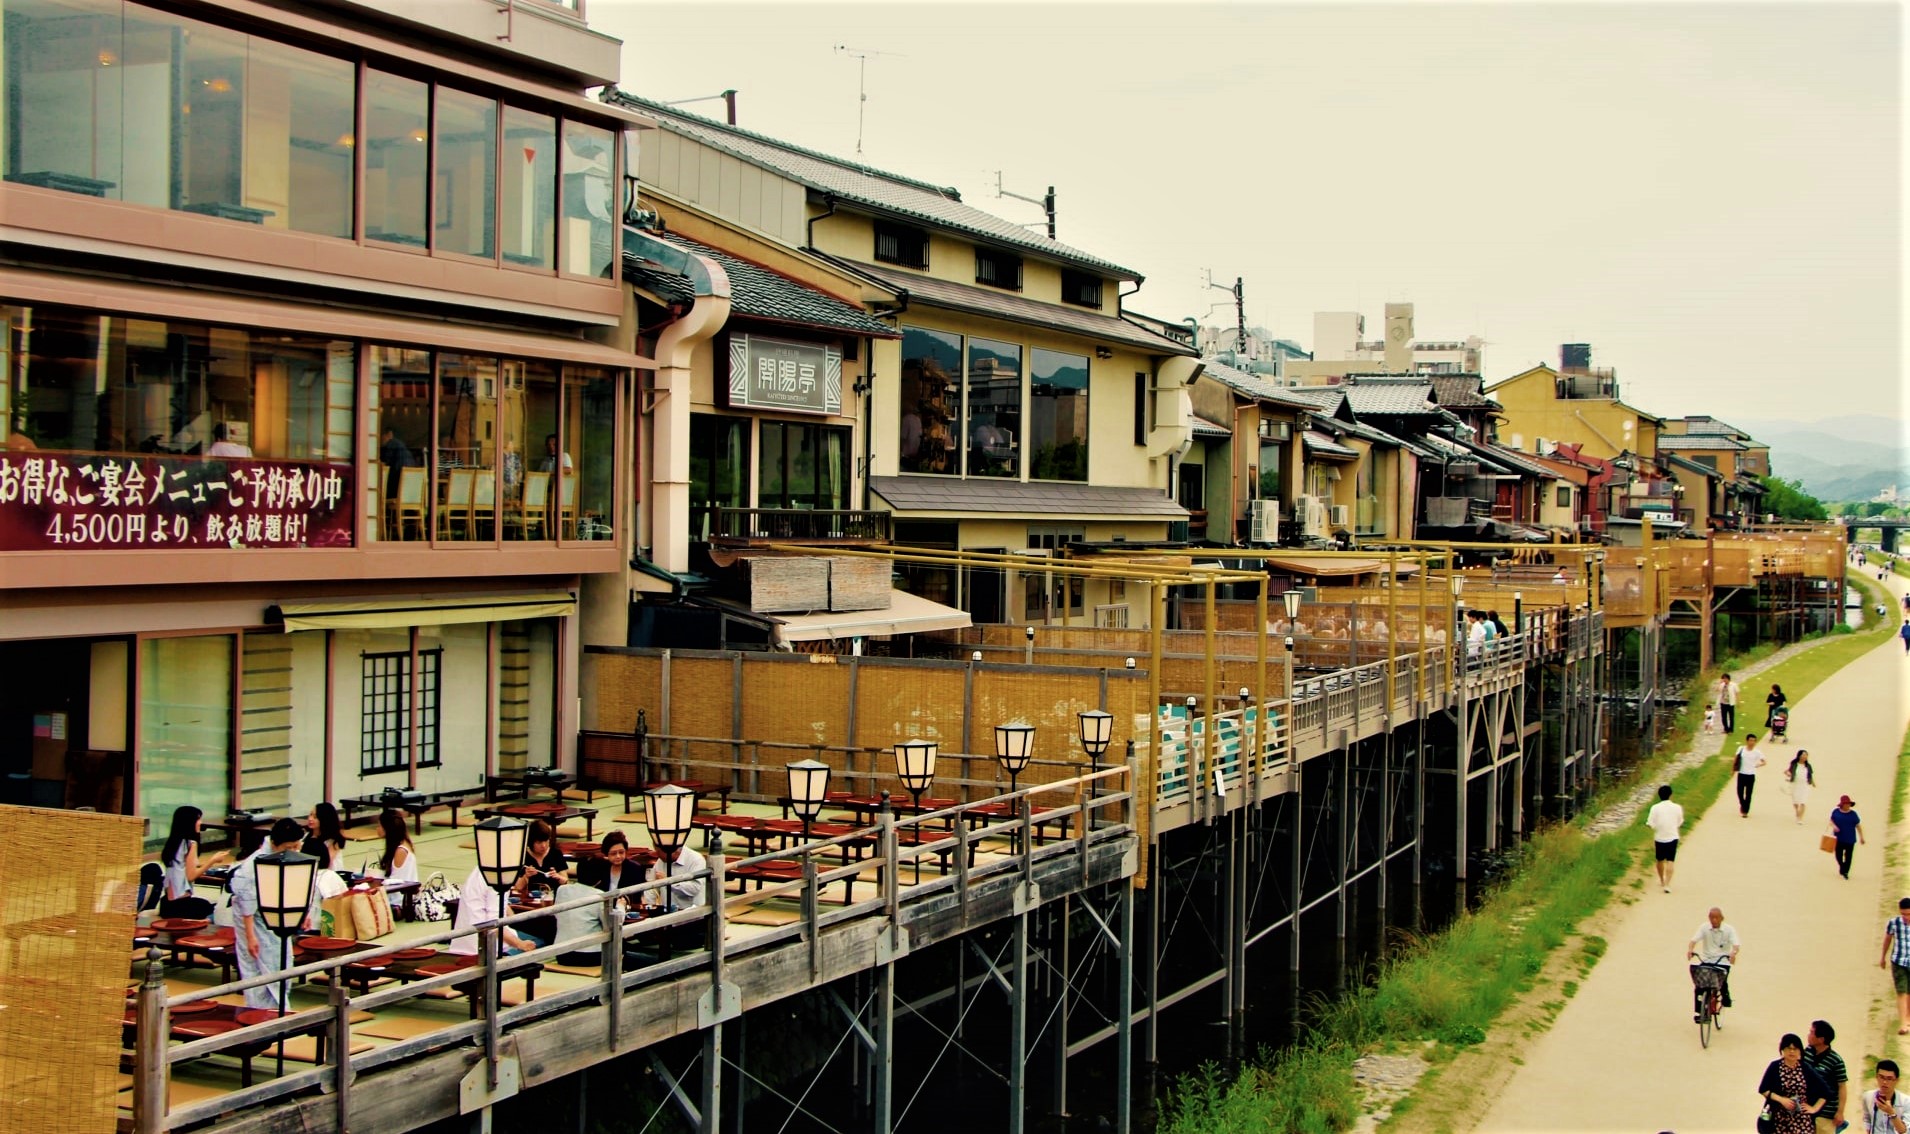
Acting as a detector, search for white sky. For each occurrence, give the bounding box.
[588,1,1904,427]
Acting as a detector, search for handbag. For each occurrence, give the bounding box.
[1756,1100,1776,1134]
[414,872,456,922]
[1820,832,1838,853]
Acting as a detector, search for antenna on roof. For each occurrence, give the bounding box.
[990,172,1057,240]
[834,44,904,156]
[662,89,738,126]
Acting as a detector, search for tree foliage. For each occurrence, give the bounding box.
[1758,475,1829,521]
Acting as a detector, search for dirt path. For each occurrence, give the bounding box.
[1474,576,1910,1134]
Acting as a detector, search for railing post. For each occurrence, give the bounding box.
[1019,794,1035,885]
[603,892,624,1051]
[954,809,971,926]
[482,924,502,1090]
[132,946,168,1134]
[330,977,353,1129]
[881,792,900,925]
[706,847,727,999]
[803,852,821,981]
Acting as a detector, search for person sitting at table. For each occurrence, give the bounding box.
[232,818,313,1010]
[551,882,618,967]
[640,838,708,914]
[449,863,543,957]
[366,809,417,909]
[158,805,230,920]
[301,802,347,871]
[577,830,636,899]
[520,819,570,889]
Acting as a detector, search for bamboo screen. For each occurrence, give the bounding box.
[740,656,851,748]
[0,805,141,1134]
[579,651,665,733]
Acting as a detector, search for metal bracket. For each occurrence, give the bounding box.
[698,981,741,1029]
[459,1049,521,1113]
[1013,882,1043,915]
[875,925,911,965]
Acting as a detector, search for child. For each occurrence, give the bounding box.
[1702,702,1717,733]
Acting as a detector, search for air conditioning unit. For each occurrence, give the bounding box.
[1330,504,1351,529]
[1535,436,1555,456]
[1297,494,1329,539]
[1249,499,1280,544]
[1094,603,1130,629]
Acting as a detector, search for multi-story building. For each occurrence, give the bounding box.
[1286,303,1485,383]
[614,95,1198,628]
[1486,347,1662,463]
[1,0,644,834]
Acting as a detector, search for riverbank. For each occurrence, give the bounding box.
[1158,572,1896,1134]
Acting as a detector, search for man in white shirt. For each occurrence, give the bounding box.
[1734,733,1766,817]
[642,842,707,914]
[1719,673,1741,733]
[205,422,252,459]
[450,865,542,956]
[1688,906,1742,1015]
[1644,784,1685,892]
[1862,1060,1909,1134]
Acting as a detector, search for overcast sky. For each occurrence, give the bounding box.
[590,2,1903,429]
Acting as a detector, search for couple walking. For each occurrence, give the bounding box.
[1732,735,1865,877]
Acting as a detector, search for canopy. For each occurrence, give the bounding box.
[772,590,971,643]
[270,592,576,631]
[1262,556,1421,578]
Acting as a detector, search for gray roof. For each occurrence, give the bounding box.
[1658,434,1746,452]
[1470,440,1559,479]
[828,258,1196,357]
[611,93,1140,279]
[1329,416,1436,458]
[1191,414,1234,438]
[870,476,1188,519]
[1341,380,1442,417]
[1661,451,1724,479]
[1302,430,1360,460]
[1198,357,1318,407]
[1429,375,1499,409]
[1418,431,1512,473]
[1674,415,1754,438]
[626,231,898,338]
[1278,386,1350,416]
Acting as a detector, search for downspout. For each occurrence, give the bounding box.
[805,194,838,252]
[626,228,732,575]
[1230,400,1252,546]
[859,335,876,512]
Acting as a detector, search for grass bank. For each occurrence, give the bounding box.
[1158,574,1897,1134]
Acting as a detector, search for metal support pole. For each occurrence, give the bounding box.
[1117,881,1135,1134]
[1377,732,1391,947]
[1051,894,1071,1117]
[1203,578,1218,824]
[873,961,894,1132]
[1336,745,1350,990]
[1009,910,1029,1134]
[1289,762,1303,980]
[1144,854,1159,1065]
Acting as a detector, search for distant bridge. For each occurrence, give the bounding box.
[1842,515,1910,552]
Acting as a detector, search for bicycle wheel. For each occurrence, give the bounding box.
[1697,992,1713,1048]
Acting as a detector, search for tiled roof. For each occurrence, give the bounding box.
[1658,434,1746,451]
[1429,375,1499,409]
[1418,431,1514,473]
[826,258,1196,356]
[1661,451,1724,479]
[625,231,898,338]
[1278,386,1349,416]
[1675,416,1752,438]
[1191,414,1233,438]
[1342,381,1442,417]
[1198,358,1318,407]
[1302,430,1360,460]
[869,476,1188,519]
[1472,440,1559,479]
[611,93,1140,279]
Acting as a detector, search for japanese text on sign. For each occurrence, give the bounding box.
[0,453,353,551]
[725,334,842,416]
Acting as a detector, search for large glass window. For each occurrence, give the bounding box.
[249,38,354,238]
[505,361,560,541]
[138,635,233,828]
[1258,441,1285,499]
[501,107,557,268]
[561,120,614,277]
[966,338,1021,478]
[365,69,430,247]
[370,346,432,541]
[436,353,498,541]
[1029,348,1089,482]
[436,88,498,259]
[567,365,614,540]
[760,421,850,511]
[689,413,748,540]
[899,327,961,475]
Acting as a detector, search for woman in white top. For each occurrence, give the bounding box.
[158,805,230,919]
[1786,750,1815,824]
[301,802,347,870]
[369,809,418,906]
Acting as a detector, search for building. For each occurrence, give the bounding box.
[1485,347,1663,463]
[1286,303,1485,383]
[613,94,1199,629]
[1193,323,1311,380]
[1,0,645,835]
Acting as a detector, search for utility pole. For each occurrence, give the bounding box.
[834,45,903,156]
[993,172,1057,239]
[1205,272,1247,358]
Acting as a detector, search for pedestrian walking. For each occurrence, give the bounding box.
[1735,733,1767,817]
[1787,750,1815,824]
[1760,1033,1832,1134]
[1828,796,1865,880]
[1898,620,1909,654]
[1704,702,1719,734]
[1802,1020,1849,1134]
[1886,900,1910,1036]
[1645,784,1684,893]
[1767,683,1789,730]
[1861,1059,1908,1134]
[1720,673,1741,733]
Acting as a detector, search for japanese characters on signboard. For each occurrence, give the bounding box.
[725,334,842,416]
[0,452,352,551]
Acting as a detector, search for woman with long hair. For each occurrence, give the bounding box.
[1786,750,1814,824]
[370,808,417,906]
[1767,683,1788,730]
[301,801,347,869]
[158,805,229,919]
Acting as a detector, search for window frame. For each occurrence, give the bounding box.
[1059,269,1103,309]
[974,246,1023,290]
[874,220,929,268]
[360,647,442,774]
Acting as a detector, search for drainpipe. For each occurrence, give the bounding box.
[859,335,876,512]
[626,228,732,574]
[806,194,838,252]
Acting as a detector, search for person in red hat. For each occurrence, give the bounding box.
[1828,796,1865,880]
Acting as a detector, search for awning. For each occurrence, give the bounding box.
[772,589,971,643]
[1302,430,1360,461]
[270,592,576,631]
[1263,555,1421,578]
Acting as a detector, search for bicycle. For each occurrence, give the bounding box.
[1691,961,1729,1048]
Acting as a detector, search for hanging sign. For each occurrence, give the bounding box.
[726,334,842,416]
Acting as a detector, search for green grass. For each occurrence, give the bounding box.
[1157,572,1897,1134]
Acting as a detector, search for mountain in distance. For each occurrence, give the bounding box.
[1730,414,1909,502]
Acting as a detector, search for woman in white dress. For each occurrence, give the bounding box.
[1786,750,1815,824]
[367,809,418,909]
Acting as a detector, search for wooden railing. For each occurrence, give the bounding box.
[709,507,891,542]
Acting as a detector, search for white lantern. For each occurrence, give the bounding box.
[1077,710,1114,759]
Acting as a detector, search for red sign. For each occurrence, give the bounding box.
[0,452,353,551]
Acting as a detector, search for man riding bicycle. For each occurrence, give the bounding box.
[1688,906,1741,1023]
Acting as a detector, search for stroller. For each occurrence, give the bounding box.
[1768,706,1790,742]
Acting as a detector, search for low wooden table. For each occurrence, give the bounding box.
[484,771,573,803]
[340,788,479,833]
[472,801,600,840]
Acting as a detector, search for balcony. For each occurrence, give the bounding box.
[709,507,892,544]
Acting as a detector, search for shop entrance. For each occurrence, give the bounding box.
[0,638,131,814]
